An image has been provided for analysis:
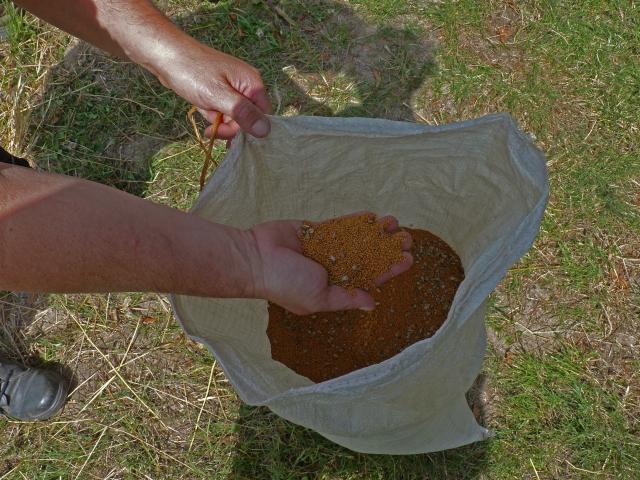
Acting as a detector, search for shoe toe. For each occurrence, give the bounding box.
[10,370,67,421]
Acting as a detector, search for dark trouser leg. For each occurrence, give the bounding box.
[0,146,30,168]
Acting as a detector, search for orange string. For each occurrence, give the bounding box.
[187,106,223,191]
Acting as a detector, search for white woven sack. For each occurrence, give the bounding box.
[171,113,548,454]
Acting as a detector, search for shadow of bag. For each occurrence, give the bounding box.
[171,113,548,454]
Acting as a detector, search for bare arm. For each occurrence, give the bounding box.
[13,0,149,60]
[1,165,409,313]
[13,0,271,138]
[0,163,257,297]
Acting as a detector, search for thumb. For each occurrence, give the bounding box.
[324,286,376,312]
[224,90,271,138]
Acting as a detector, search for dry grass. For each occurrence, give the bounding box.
[0,5,67,153]
[0,0,639,478]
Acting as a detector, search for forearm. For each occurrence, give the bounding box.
[0,165,257,297]
[15,0,272,138]
[13,0,193,77]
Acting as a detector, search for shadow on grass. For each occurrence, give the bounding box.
[25,0,435,196]
[230,396,489,480]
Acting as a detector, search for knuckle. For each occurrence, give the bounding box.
[248,65,262,81]
[231,100,259,124]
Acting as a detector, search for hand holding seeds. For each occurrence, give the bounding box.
[247,213,413,315]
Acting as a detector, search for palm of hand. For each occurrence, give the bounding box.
[250,220,336,315]
[249,218,411,315]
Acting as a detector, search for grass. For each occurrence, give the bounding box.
[0,0,639,478]
[487,348,638,478]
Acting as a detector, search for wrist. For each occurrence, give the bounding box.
[239,228,267,300]
[133,32,198,89]
[165,214,263,300]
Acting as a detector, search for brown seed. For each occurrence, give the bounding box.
[297,214,405,291]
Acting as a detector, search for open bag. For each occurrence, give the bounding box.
[170,113,548,454]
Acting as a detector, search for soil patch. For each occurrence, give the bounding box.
[268,228,464,382]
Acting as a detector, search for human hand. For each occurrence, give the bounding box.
[245,216,413,315]
[155,40,272,140]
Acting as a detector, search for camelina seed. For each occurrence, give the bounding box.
[268,228,464,383]
[299,213,406,291]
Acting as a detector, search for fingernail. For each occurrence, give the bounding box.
[251,118,270,137]
[359,306,375,312]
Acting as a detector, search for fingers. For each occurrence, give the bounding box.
[377,215,412,250]
[196,77,270,139]
[225,90,271,137]
[199,96,270,140]
[196,108,220,124]
[247,84,273,115]
[205,120,239,140]
[374,251,414,286]
[282,220,304,251]
[195,108,236,140]
[324,286,376,312]
[397,230,413,250]
[378,215,398,231]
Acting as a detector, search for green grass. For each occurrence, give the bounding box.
[1,1,36,52]
[0,0,639,478]
[350,0,409,18]
[487,348,638,478]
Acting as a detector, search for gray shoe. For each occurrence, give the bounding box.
[0,361,68,421]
